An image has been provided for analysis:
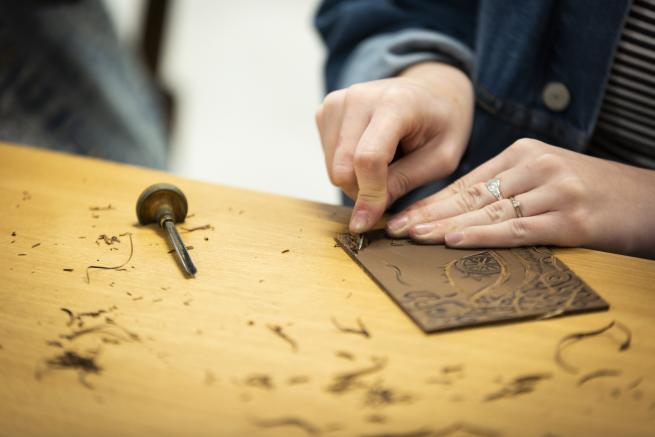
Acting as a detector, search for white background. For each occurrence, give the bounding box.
[105,0,339,205]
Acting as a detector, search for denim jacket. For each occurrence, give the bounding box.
[315,0,630,180]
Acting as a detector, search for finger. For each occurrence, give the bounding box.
[420,142,524,206]
[408,188,553,243]
[443,213,565,248]
[350,104,407,232]
[316,89,346,178]
[386,137,456,207]
[332,94,371,198]
[387,162,542,237]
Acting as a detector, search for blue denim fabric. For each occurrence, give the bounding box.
[0,0,167,168]
[316,0,631,207]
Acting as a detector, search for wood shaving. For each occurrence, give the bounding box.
[86,232,133,283]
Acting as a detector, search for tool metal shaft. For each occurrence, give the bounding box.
[163,219,197,277]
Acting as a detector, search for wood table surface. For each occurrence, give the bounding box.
[1,143,654,437]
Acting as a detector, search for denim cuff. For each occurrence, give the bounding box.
[336,28,474,89]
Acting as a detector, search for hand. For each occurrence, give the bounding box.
[386,138,655,257]
[315,62,474,234]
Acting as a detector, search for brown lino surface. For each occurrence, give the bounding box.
[335,230,609,333]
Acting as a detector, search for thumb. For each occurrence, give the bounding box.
[349,154,389,234]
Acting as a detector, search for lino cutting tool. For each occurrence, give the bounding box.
[136,183,197,277]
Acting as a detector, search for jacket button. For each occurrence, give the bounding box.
[542,82,570,112]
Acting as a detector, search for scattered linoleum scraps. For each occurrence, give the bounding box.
[59,318,140,343]
[244,374,274,390]
[252,417,321,436]
[287,375,311,385]
[366,414,388,424]
[484,373,552,402]
[326,357,387,395]
[362,422,501,437]
[267,324,298,352]
[97,234,121,245]
[38,307,142,389]
[335,350,355,361]
[181,224,214,233]
[60,306,117,328]
[331,317,370,338]
[168,246,193,254]
[86,232,133,283]
[426,364,466,385]
[89,204,114,211]
[577,369,622,386]
[364,379,413,407]
[36,350,102,390]
[555,320,631,373]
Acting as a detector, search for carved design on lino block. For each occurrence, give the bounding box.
[335,230,608,333]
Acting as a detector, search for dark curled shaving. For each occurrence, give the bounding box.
[60,319,140,342]
[181,224,213,232]
[267,324,298,352]
[331,317,370,338]
[60,307,115,327]
[364,380,413,407]
[555,320,631,373]
[361,429,433,437]
[244,374,274,390]
[60,308,74,326]
[89,205,114,211]
[326,357,387,394]
[251,417,320,436]
[86,232,133,283]
[97,234,120,245]
[484,373,552,402]
[577,369,622,386]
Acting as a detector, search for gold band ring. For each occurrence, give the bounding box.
[509,196,523,218]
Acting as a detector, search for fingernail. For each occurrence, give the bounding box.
[412,223,435,236]
[350,210,369,234]
[445,231,464,246]
[386,215,408,233]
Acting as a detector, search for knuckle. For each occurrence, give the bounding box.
[509,219,528,241]
[357,189,387,203]
[510,138,534,152]
[506,137,543,160]
[456,183,485,212]
[354,150,385,172]
[566,208,590,243]
[323,89,345,109]
[435,146,460,176]
[483,201,506,223]
[557,176,586,202]
[383,84,412,102]
[331,161,353,186]
[534,152,563,174]
[345,83,369,101]
[447,177,469,196]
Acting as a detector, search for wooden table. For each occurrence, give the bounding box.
[1,143,654,436]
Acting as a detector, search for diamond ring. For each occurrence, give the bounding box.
[485,178,503,201]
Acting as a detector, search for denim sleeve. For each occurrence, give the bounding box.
[336,28,474,89]
[315,0,478,91]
